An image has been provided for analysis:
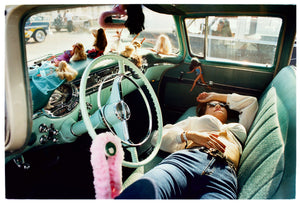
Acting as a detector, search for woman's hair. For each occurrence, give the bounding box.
[222,19,233,37]
[196,102,207,117]
[94,28,108,51]
[196,101,230,116]
[196,101,238,122]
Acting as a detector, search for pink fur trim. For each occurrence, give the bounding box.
[90,132,124,199]
[99,5,126,29]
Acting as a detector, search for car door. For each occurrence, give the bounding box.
[156,5,296,124]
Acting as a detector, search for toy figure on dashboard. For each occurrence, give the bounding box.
[151,34,173,55]
[120,35,145,68]
[56,61,78,82]
[110,29,123,52]
[120,44,143,67]
[87,28,108,59]
[47,42,87,66]
[70,42,87,62]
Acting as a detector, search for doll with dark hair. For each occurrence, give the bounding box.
[87,28,108,59]
[187,57,210,91]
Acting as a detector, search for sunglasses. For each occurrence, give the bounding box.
[207,102,227,108]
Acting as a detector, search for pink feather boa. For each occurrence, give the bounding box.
[90,132,124,199]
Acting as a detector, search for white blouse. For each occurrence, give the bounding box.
[151,93,258,155]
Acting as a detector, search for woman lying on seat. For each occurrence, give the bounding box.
[116,92,258,199]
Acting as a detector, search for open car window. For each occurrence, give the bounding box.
[185,16,282,67]
[25,5,179,66]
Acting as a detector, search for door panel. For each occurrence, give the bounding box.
[159,61,273,124]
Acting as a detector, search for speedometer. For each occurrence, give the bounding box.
[43,83,79,117]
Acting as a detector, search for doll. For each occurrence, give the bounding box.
[70,42,87,61]
[51,42,86,66]
[87,28,108,59]
[187,58,210,91]
[51,50,72,66]
[151,34,172,55]
[120,36,145,68]
[110,29,123,52]
[120,44,135,58]
[120,44,142,68]
[56,61,78,82]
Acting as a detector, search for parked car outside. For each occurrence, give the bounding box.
[52,14,93,32]
[25,15,50,42]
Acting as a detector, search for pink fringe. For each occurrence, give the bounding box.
[90,132,124,199]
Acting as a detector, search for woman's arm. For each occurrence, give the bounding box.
[184,129,244,167]
[197,92,258,131]
[151,118,191,153]
[182,131,226,153]
[197,92,227,103]
[227,93,258,131]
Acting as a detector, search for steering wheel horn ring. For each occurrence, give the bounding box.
[79,55,163,168]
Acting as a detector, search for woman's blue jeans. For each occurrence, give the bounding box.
[117,149,237,199]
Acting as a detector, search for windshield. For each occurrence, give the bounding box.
[25,5,179,66]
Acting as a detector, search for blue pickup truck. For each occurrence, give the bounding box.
[25,15,50,42]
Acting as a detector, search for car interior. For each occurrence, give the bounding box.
[5,4,296,199]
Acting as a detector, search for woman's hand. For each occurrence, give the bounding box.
[184,131,226,153]
[196,92,227,103]
[197,92,215,103]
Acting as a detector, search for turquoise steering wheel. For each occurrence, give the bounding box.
[79,55,163,168]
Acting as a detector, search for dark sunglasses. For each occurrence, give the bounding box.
[207,102,227,108]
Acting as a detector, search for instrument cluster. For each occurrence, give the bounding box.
[42,66,120,117]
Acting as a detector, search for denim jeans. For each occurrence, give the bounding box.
[116,149,237,199]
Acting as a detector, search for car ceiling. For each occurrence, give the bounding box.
[144,4,294,16]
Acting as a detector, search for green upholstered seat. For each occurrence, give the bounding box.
[237,87,288,198]
[176,106,197,122]
[238,66,296,199]
[164,66,296,199]
[123,66,296,199]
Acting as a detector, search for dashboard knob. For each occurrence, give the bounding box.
[39,123,48,133]
[39,135,48,144]
[52,137,59,143]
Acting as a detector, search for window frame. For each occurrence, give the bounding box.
[183,15,285,70]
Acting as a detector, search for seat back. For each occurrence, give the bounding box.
[237,66,296,199]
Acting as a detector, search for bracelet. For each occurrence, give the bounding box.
[182,131,188,142]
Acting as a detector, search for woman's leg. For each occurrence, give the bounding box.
[116,149,237,199]
[195,160,238,199]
